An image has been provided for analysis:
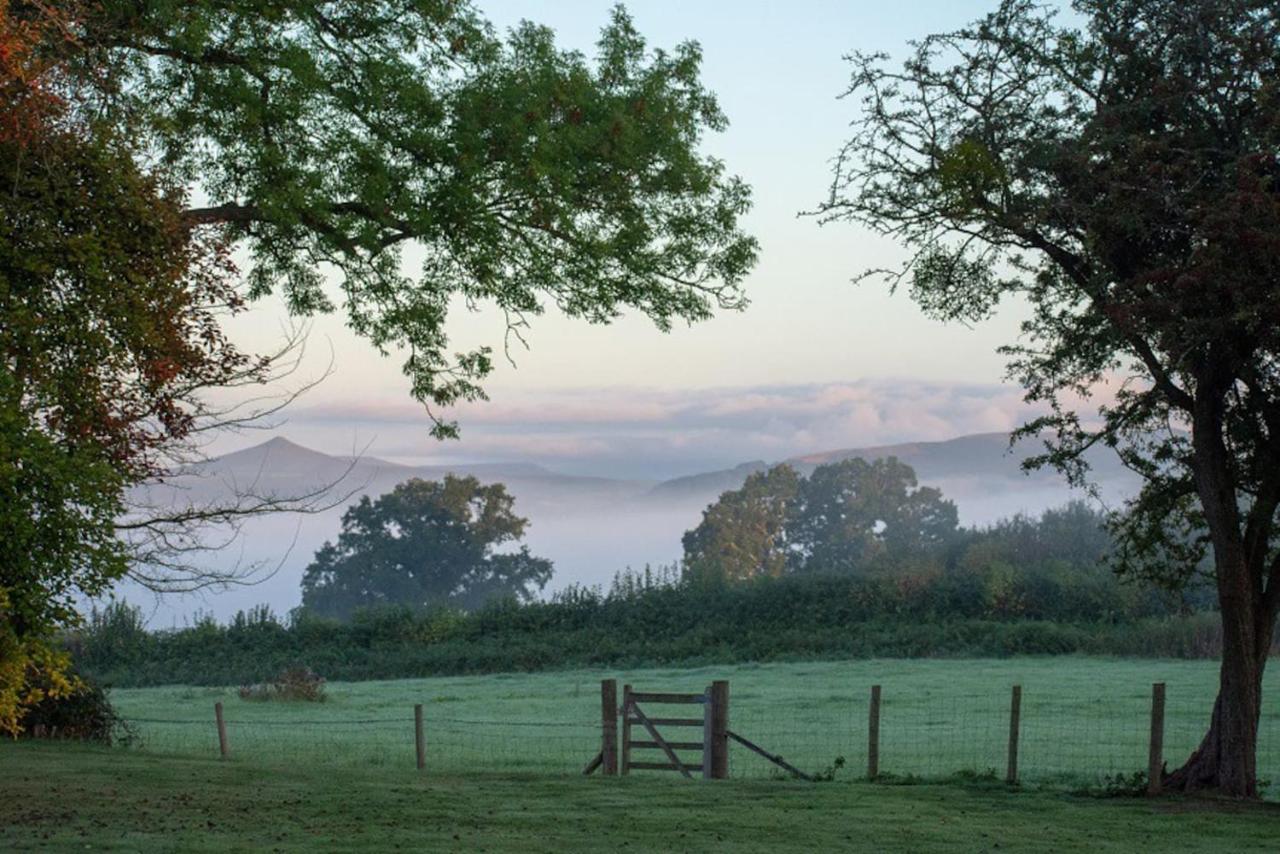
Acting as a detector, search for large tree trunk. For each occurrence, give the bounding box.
[1165,381,1275,798]
[1163,608,1268,797]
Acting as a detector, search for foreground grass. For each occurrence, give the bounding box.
[3,742,1278,853]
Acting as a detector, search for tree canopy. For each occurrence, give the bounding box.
[818,0,1280,796]
[300,476,553,618]
[682,465,801,584]
[791,458,959,572]
[73,0,757,434]
[682,458,959,584]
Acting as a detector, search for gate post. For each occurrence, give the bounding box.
[601,679,618,776]
[621,684,633,775]
[702,684,713,779]
[709,680,729,779]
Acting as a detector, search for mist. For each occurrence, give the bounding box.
[112,431,1137,627]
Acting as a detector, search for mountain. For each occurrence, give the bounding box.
[193,436,405,489]
[203,435,565,487]
[156,436,652,513]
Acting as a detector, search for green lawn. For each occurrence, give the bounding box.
[108,658,1280,790]
[3,741,1278,852]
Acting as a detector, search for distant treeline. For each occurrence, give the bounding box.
[74,502,1226,687]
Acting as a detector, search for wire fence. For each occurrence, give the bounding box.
[123,711,602,773]
[117,680,1280,795]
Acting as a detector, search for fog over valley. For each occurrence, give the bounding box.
[117,429,1139,626]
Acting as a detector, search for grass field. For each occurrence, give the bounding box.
[5,741,1280,852]
[106,657,1280,791]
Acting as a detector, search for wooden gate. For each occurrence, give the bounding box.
[584,679,729,780]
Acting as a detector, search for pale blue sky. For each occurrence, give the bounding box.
[224,1,1071,477]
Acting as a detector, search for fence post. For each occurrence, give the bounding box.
[214,701,229,759]
[702,684,713,779]
[1006,685,1022,784]
[1148,682,1166,795]
[868,685,881,780]
[414,704,426,771]
[621,684,633,776]
[709,680,730,780]
[601,679,618,776]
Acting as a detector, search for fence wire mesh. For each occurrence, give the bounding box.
[123,713,602,773]
[112,666,1280,797]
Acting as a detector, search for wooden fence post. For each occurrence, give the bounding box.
[1148,682,1166,795]
[1006,685,1022,784]
[702,684,713,779]
[709,680,729,780]
[621,684,633,776]
[214,701,229,759]
[414,704,426,771]
[601,679,618,776]
[868,685,881,780]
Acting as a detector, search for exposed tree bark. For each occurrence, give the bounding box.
[1165,606,1270,797]
[1165,371,1275,797]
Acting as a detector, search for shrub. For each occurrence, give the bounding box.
[239,666,326,702]
[18,675,134,745]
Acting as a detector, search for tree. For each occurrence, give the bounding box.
[961,501,1114,570]
[1,0,284,732]
[682,458,957,582]
[682,465,801,585]
[818,0,1280,796]
[73,1,758,435]
[300,476,553,618]
[790,457,958,572]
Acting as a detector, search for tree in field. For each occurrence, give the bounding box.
[682,465,802,584]
[817,0,1280,796]
[682,458,957,582]
[300,477,553,618]
[790,457,958,572]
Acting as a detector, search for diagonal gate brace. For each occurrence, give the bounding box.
[629,700,694,779]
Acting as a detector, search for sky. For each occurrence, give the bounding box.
[218,0,1066,480]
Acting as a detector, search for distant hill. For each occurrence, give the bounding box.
[193,436,403,491]
[646,460,770,500]
[649,431,1135,502]
[790,431,1132,480]
[196,431,1133,504]
[156,436,653,515]
[206,436,561,484]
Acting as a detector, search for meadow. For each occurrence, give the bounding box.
[107,657,1280,792]
[7,740,1280,853]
